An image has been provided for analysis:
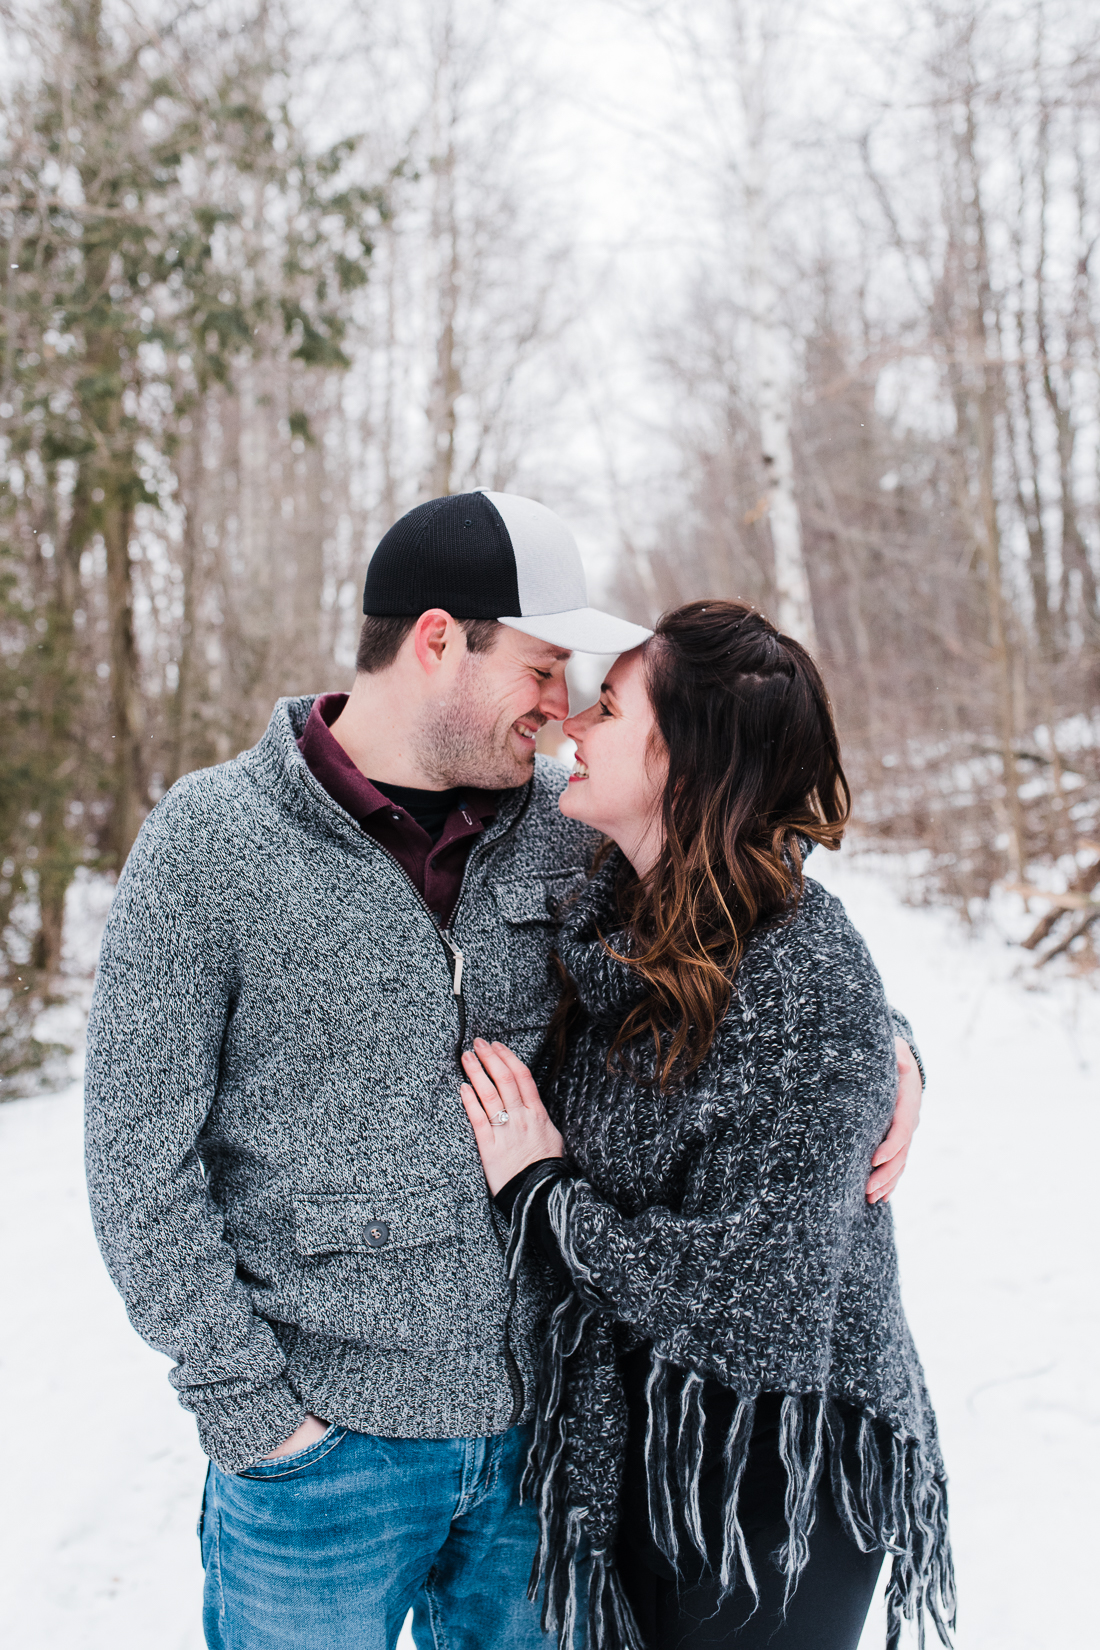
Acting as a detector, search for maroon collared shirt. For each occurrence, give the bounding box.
[297,693,499,929]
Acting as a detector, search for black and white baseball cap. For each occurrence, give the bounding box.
[363,489,653,654]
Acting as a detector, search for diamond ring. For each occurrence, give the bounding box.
[493,1111,510,1126]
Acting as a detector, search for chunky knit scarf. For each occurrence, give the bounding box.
[510,855,955,1650]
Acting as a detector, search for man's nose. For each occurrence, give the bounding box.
[540,674,570,723]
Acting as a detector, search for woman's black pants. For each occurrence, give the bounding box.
[615,1481,883,1650]
[614,1372,884,1650]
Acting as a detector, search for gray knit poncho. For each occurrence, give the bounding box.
[511,855,954,1650]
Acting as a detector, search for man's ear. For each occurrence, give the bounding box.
[412,609,457,673]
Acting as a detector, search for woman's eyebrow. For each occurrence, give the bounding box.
[600,682,619,701]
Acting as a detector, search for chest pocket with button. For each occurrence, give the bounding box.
[492,872,585,1032]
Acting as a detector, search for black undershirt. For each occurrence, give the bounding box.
[368,781,465,846]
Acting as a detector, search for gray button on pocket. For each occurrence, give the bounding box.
[365,1221,390,1247]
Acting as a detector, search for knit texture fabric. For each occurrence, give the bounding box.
[84,695,594,1471]
[510,854,954,1650]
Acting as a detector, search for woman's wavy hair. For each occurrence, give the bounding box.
[575,598,851,1091]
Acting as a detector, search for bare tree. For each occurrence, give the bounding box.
[0,0,384,1084]
[638,0,819,644]
[612,0,1100,941]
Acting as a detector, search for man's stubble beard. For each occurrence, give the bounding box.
[411,656,537,790]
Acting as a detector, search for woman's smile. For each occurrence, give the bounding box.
[557,645,667,876]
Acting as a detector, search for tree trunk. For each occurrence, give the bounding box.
[810,461,878,737]
[745,210,815,643]
[71,0,147,867]
[29,517,81,977]
[27,448,90,977]
[102,487,146,865]
[737,14,816,649]
[166,434,201,788]
[962,102,1027,878]
[427,143,461,499]
[1005,358,1070,852]
[1034,94,1100,641]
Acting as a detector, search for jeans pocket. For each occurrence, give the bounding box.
[235,1423,348,1481]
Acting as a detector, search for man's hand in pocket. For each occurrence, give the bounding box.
[263,1414,328,1459]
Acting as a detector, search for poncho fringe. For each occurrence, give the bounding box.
[508,1185,957,1650]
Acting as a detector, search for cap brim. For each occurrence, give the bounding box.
[498,608,653,654]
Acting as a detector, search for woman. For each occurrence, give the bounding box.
[459,601,954,1650]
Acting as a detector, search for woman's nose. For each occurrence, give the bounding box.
[563,701,599,739]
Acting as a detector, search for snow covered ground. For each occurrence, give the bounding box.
[0,850,1096,1649]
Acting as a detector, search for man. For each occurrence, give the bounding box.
[85,489,921,1650]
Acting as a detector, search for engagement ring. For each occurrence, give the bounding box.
[493,1111,510,1125]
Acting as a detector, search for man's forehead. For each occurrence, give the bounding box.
[512,634,571,665]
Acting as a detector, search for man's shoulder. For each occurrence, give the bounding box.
[142,696,309,841]
[150,753,254,827]
[510,756,600,871]
[530,751,570,808]
[128,749,276,878]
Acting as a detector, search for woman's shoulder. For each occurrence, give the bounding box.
[741,875,885,1005]
[725,879,895,1104]
[793,873,866,945]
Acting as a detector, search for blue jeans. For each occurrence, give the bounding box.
[200,1422,552,1650]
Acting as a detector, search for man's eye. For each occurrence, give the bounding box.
[534,669,552,680]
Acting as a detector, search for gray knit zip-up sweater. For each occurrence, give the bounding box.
[508,854,953,1650]
[84,695,593,1472]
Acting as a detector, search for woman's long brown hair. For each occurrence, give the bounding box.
[565,599,852,1092]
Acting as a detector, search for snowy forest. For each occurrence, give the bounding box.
[1,8,1098,1650]
[2,0,1100,1088]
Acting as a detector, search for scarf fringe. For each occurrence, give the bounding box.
[644,1355,678,1567]
[717,1391,758,1604]
[522,1288,645,1650]
[587,1549,647,1650]
[675,1370,708,1563]
[506,1162,571,1285]
[508,1180,954,1650]
[534,1516,647,1650]
[777,1391,826,1609]
[527,1342,955,1650]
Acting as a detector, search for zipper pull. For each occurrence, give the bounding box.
[440,930,464,995]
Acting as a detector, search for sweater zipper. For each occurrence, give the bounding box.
[296,763,530,1424]
[447,790,530,1426]
[352,832,526,1424]
[330,825,467,1051]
